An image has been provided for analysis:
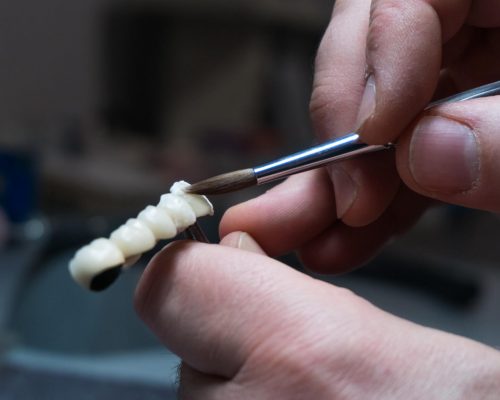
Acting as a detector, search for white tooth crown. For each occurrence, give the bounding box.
[69,181,213,290]
[157,194,196,230]
[170,181,214,217]
[110,218,156,258]
[69,238,125,290]
[138,205,176,239]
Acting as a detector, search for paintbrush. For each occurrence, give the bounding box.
[187,80,500,195]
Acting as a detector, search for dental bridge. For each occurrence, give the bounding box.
[68,181,213,292]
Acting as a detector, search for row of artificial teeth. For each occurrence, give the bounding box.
[69,181,213,291]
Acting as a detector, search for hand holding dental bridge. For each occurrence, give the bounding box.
[135,0,500,398]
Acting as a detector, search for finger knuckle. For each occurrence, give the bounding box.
[310,81,357,137]
[309,83,335,128]
[368,0,404,54]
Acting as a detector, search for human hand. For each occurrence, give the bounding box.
[135,232,500,399]
[221,0,500,272]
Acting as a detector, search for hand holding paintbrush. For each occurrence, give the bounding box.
[188,80,500,196]
[137,3,500,398]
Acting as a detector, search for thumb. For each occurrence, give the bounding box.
[397,97,500,212]
[220,231,266,254]
[134,240,328,380]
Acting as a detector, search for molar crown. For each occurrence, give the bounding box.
[110,218,156,258]
[69,238,125,291]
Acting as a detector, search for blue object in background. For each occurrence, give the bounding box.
[0,149,38,223]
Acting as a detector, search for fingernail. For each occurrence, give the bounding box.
[410,116,479,193]
[237,232,264,254]
[356,74,376,129]
[330,167,357,218]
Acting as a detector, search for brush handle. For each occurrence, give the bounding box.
[254,80,500,185]
[254,134,389,184]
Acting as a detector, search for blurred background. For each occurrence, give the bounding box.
[0,0,499,398]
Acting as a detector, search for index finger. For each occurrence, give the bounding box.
[220,169,336,256]
[358,0,472,144]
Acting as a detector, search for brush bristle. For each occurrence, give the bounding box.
[186,168,256,195]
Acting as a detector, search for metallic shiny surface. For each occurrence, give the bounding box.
[254,80,500,185]
[254,134,388,184]
[185,222,209,243]
[427,80,500,108]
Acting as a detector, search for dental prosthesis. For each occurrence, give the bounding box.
[68,181,213,291]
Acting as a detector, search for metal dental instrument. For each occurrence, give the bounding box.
[187,80,500,195]
[186,222,210,243]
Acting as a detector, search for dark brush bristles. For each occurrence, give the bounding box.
[186,168,256,195]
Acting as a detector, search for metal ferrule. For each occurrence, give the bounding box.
[426,80,500,108]
[253,134,389,184]
[253,80,500,185]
